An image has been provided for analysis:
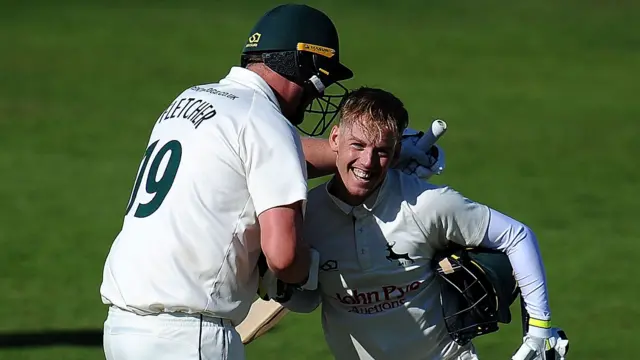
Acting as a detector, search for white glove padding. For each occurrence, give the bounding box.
[551,329,570,359]
[396,128,446,180]
[512,326,570,360]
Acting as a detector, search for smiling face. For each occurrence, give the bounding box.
[329,121,399,205]
[327,87,409,206]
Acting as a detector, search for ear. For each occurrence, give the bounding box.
[329,125,340,152]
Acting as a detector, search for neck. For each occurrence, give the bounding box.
[328,177,376,207]
[247,64,301,117]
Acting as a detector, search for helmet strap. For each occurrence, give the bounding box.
[307,75,326,93]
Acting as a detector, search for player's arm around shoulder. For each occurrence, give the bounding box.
[300,136,337,179]
[240,96,311,285]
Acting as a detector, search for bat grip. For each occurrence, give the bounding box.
[415,119,447,151]
[415,133,437,151]
[520,292,529,336]
[512,346,535,360]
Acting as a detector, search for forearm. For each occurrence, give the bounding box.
[480,208,551,321]
[301,137,336,179]
[264,238,311,285]
[259,203,311,285]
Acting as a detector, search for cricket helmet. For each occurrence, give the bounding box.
[432,246,520,346]
[241,4,353,136]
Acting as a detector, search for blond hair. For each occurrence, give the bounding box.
[338,87,409,143]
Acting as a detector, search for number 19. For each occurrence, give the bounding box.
[125,140,182,218]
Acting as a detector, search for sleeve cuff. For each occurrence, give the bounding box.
[528,318,552,338]
[529,318,551,329]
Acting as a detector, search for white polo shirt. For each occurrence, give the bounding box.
[302,169,490,360]
[100,67,308,326]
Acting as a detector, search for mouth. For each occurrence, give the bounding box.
[351,168,373,182]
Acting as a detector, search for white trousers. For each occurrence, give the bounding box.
[103,306,245,360]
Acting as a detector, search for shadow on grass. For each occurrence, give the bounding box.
[0,329,102,348]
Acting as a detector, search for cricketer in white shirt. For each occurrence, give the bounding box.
[283,87,553,360]
[100,67,309,358]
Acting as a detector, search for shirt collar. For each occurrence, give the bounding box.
[220,67,281,111]
[325,175,390,216]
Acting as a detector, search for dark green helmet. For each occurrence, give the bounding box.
[240,4,353,136]
[433,246,520,346]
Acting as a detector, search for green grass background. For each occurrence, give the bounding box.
[1,0,638,359]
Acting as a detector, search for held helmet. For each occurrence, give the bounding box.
[432,246,520,346]
[241,4,353,136]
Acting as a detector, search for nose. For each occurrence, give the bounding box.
[360,148,375,168]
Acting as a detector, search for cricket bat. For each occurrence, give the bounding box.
[236,298,289,345]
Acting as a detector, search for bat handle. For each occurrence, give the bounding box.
[512,291,533,360]
[511,347,536,360]
[520,291,529,336]
[415,119,447,151]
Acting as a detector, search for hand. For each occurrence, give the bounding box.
[256,248,320,303]
[512,325,570,360]
[256,253,294,303]
[396,128,446,180]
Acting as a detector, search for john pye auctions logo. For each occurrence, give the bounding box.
[335,280,424,314]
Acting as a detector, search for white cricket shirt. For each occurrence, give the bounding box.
[100,67,308,325]
[303,169,490,360]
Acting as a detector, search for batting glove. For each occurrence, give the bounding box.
[396,128,446,180]
[512,323,570,360]
[256,253,293,303]
[256,249,320,303]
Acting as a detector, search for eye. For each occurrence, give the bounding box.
[350,143,364,150]
[377,150,390,158]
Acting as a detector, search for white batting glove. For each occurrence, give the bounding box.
[551,328,569,359]
[512,325,570,360]
[396,128,446,180]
